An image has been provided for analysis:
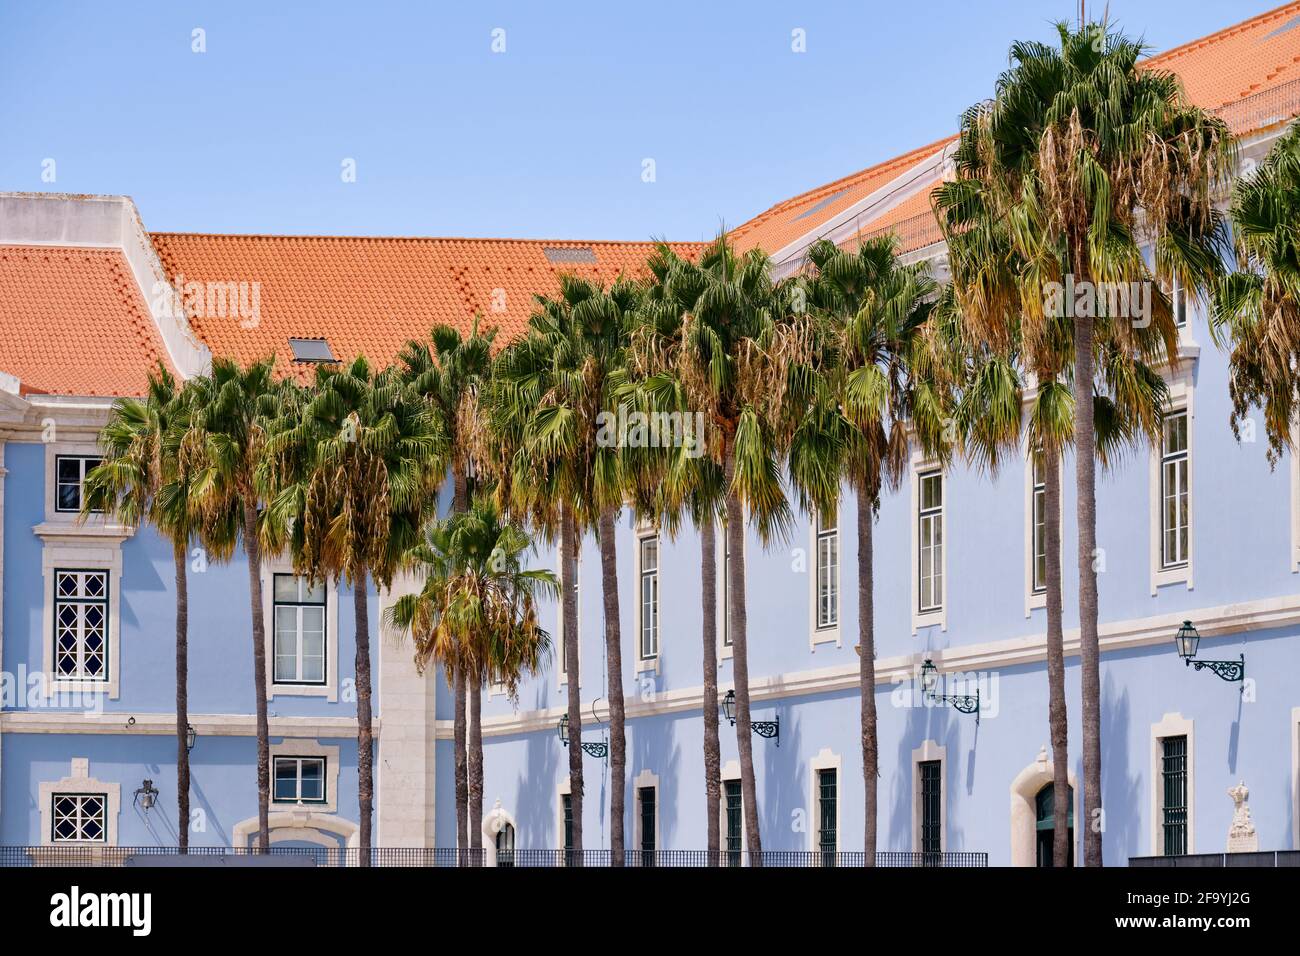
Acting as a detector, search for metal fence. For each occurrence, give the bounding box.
[1129,850,1300,867]
[0,845,985,868]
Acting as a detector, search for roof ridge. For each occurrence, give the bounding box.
[149,231,704,247]
[1143,0,1300,66]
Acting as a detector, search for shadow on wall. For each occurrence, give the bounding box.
[629,712,682,851]
[1100,668,1139,859]
[760,692,805,851]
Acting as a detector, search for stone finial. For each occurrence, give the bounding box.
[1226,780,1258,852]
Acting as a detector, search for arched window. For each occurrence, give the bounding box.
[495,822,516,868]
[1034,783,1074,867]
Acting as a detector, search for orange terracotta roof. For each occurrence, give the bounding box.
[149,234,704,381]
[739,2,1300,260]
[730,137,956,257]
[0,245,174,397]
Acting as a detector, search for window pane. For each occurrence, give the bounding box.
[273,760,298,801]
[273,574,300,603]
[300,760,325,802]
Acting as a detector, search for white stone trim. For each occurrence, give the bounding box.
[808,747,842,852]
[718,517,743,663]
[1,710,371,737]
[633,768,660,852]
[232,811,358,850]
[911,740,946,853]
[1023,447,1062,617]
[910,456,946,633]
[38,758,121,846]
[481,800,518,867]
[1291,706,1300,852]
[1150,712,1195,856]
[808,508,841,650]
[1291,424,1300,574]
[717,759,743,845]
[555,776,571,852]
[43,440,105,523]
[261,553,339,701]
[39,527,129,700]
[556,547,580,690]
[426,593,1300,740]
[1149,369,1195,594]
[268,738,340,813]
[634,531,661,674]
[1009,747,1078,866]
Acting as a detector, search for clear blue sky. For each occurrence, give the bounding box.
[0,1,1281,242]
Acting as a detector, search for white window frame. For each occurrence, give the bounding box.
[809,748,842,855]
[1149,376,1194,594]
[272,755,329,807]
[556,556,580,689]
[38,758,120,847]
[269,739,339,813]
[53,454,103,515]
[809,508,841,649]
[261,553,339,700]
[271,573,328,687]
[1024,447,1063,616]
[635,529,660,674]
[38,527,126,700]
[51,569,110,683]
[910,459,946,632]
[718,759,744,856]
[717,516,743,663]
[911,739,946,853]
[556,778,574,855]
[43,440,107,525]
[1149,712,1194,856]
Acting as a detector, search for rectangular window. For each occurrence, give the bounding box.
[816,512,838,629]
[919,760,942,856]
[562,793,574,857]
[1161,735,1188,856]
[272,756,326,805]
[818,768,838,864]
[55,455,103,514]
[724,779,742,866]
[53,570,108,681]
[51,793,106,843]
[639,537,659,660]
[638,786,657,866]
[1032,453,1047,594]
[1161,412,1190,569]
[1172,277,1188,329]
[273,575,327,685]
[722,529,731,648]
[918,472,944,612]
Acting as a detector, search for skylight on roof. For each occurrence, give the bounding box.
[288,337,337,363]
[543,246,598,264]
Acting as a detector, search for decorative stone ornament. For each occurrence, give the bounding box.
[1226,781,1258,853]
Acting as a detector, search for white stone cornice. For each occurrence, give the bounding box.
[0,711,376,738]
[443,593,1295,740]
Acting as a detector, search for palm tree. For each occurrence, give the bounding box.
[495,275,641,862]
[265,357,445,861]
[633,244,727,862]
[82,365,199,850]
[1212,121,1300,461]
[796,235,947,862]
[184,357,281,850]
[385,501,556,846]
[401,318,494,852]
[631,236,814,861]
[933,19,1233,865]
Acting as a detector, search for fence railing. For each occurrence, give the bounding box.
[1129,850,1300,868]
[0,845,987,868]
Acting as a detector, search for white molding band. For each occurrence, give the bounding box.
[1,711,373,737]
[427,592,1300,740]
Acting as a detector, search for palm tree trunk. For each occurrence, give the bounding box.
[1074,307,1103,867]
[700,513,721,865]
[174,538,190,853]
[354,577,375,864]
[1043,444,1071,867]
[452,467,470,858]
[724,445,762,861]
[598,507,626,865]
[242,503,270,851]
[560,505,584,858]
[468,669,484,857]
[856,489,877,864]
[453,661,469,855]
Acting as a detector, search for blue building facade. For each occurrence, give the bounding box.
[3,5,1300,865]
